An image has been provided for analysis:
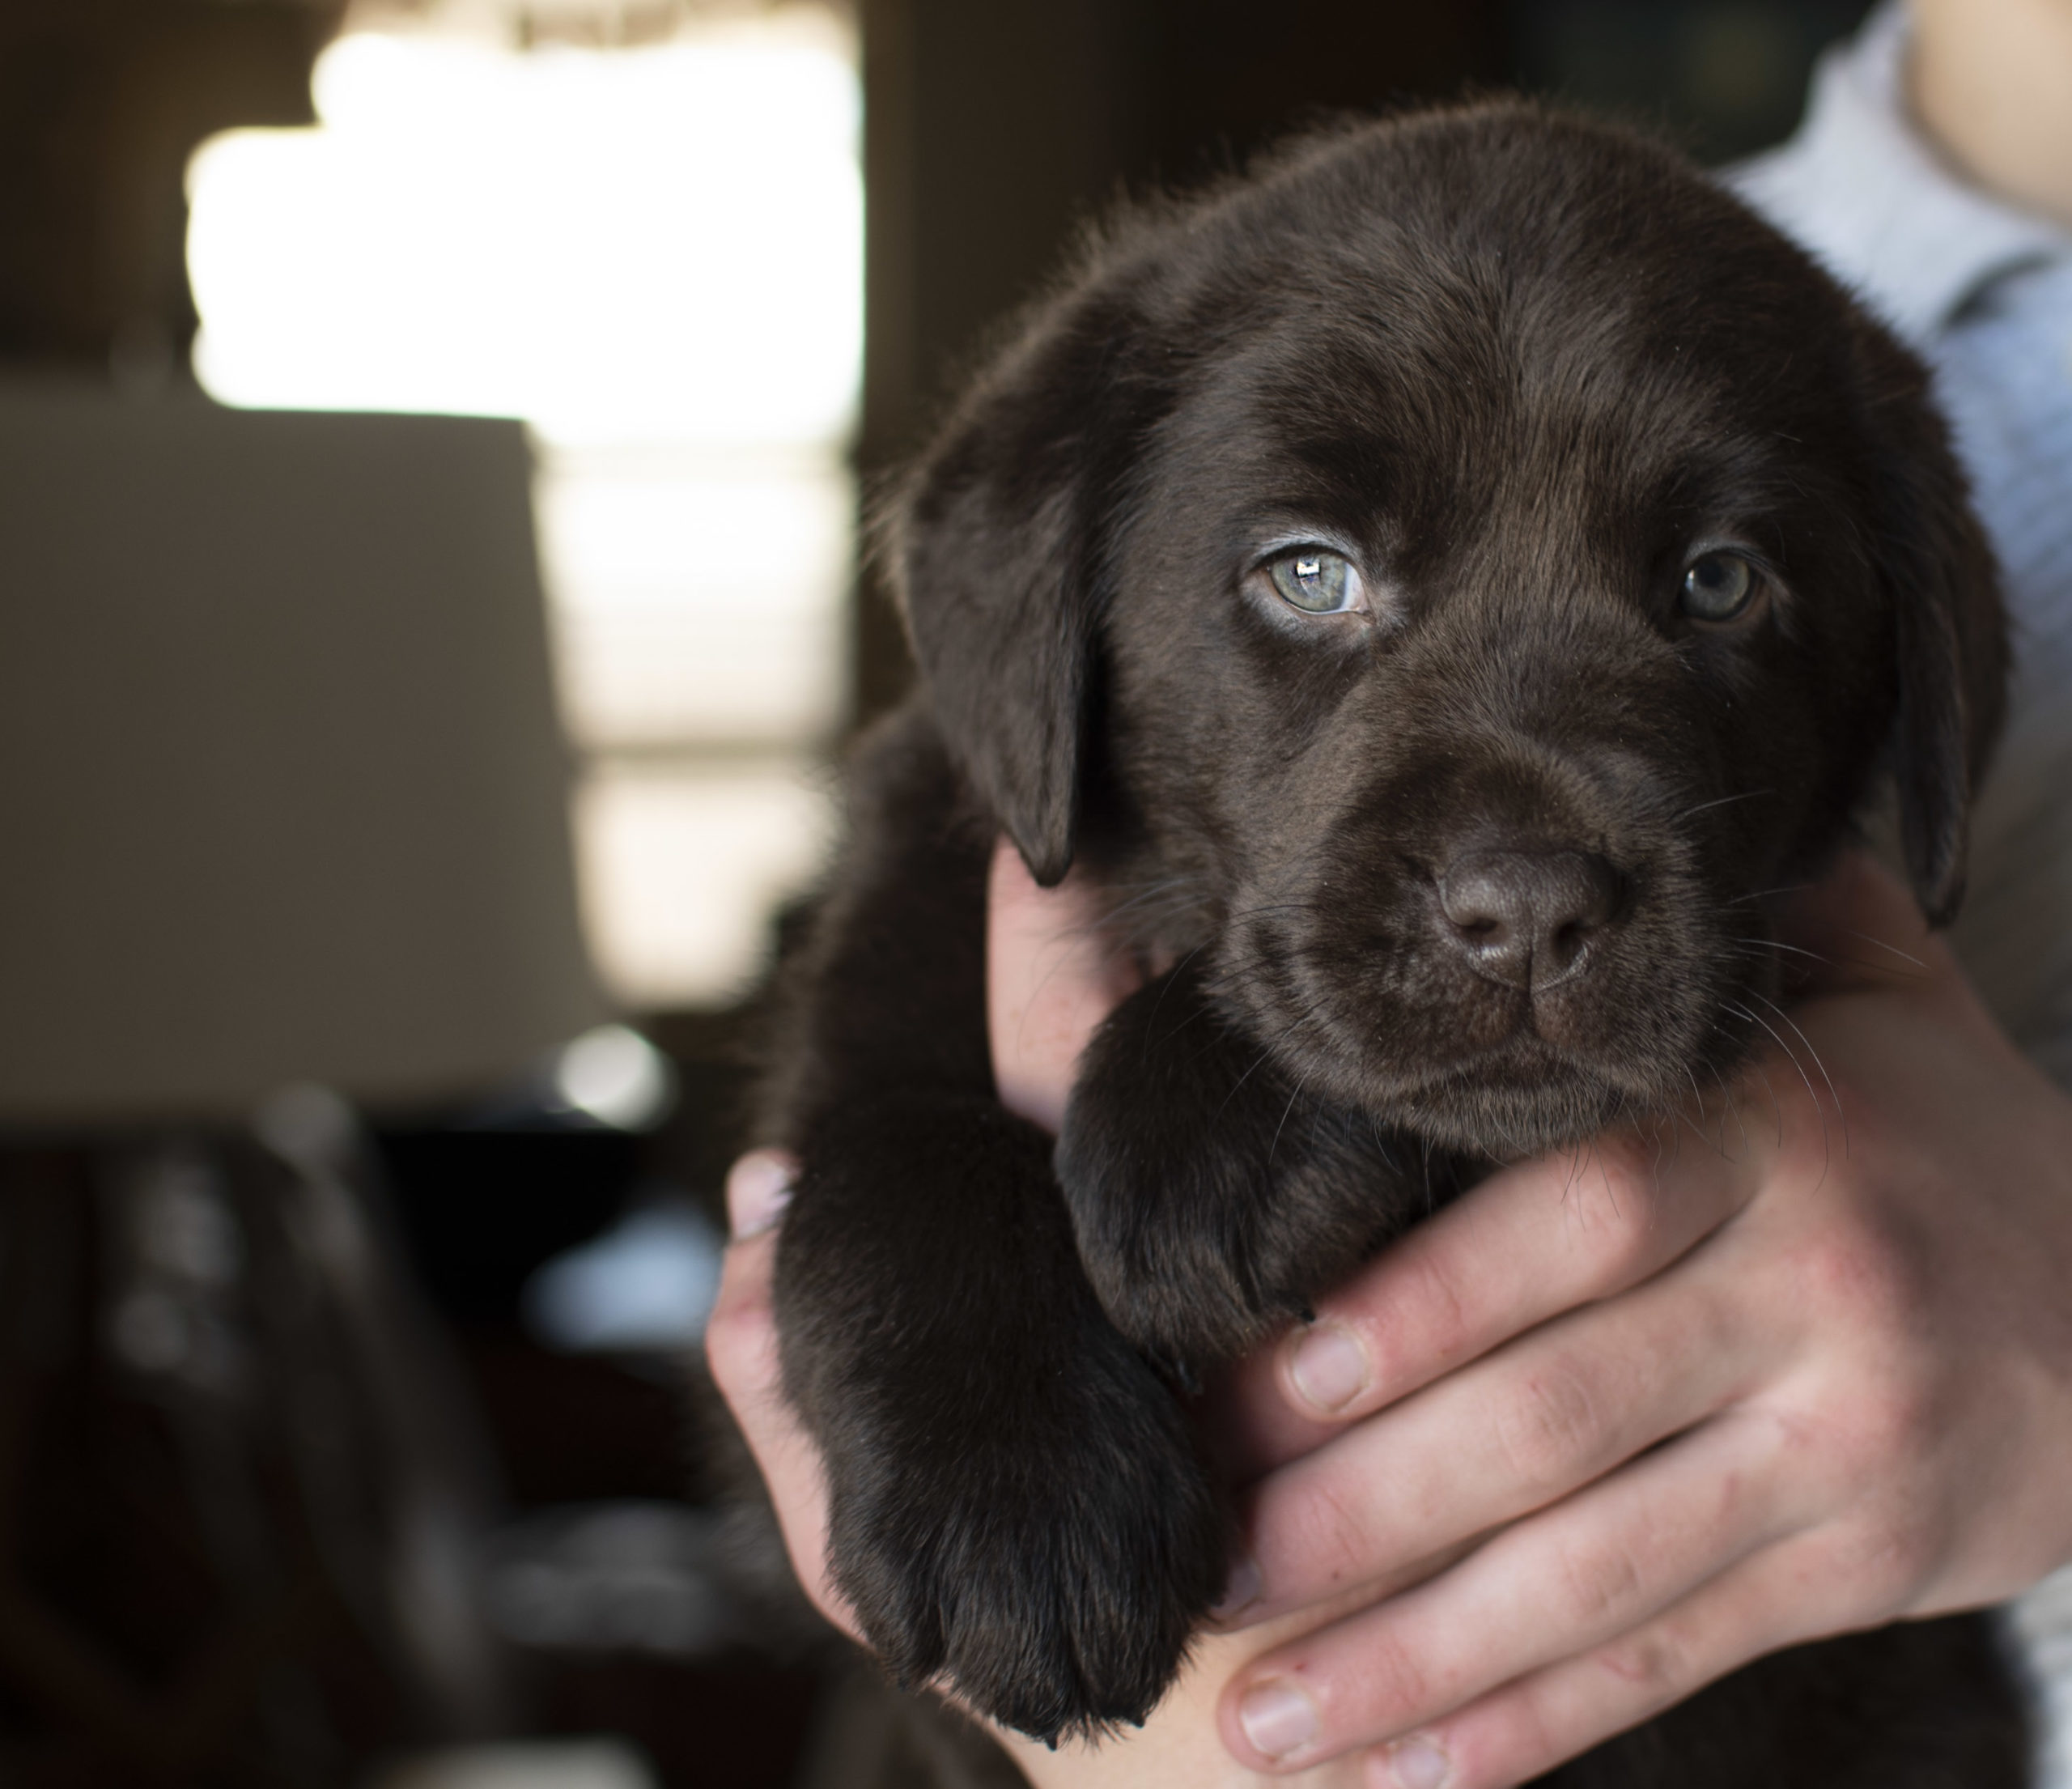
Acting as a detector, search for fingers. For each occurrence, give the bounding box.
[1218,1409,1808,1774]
[725,1147,795,1242]
[1227,1249,1772,1629]
[1361,1528,1859,1789]
[703,1149,860,1639]
[1227,1129,1757,1476]
[987,837,1145,1133]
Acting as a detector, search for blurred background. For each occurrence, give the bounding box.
[0,0,1872,1783]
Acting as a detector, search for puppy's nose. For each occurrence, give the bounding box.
[1437,850,1623,991]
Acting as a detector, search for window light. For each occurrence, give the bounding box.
[186,6,860,1008]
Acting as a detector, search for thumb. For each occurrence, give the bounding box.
[705,1150,858,1638]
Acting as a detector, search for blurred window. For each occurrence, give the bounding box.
[185,0,858,1009]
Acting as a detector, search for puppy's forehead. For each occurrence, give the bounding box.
[1127,122,1865,561]
[1158,263,1812,542]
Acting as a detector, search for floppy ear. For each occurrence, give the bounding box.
[883,292,1150,887]
[1859,334,2008,927]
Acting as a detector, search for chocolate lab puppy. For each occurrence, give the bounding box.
[761,100,2028,1783]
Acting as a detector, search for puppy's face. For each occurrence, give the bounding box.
[897,104,2004,1151]
[1099,279,1909,1148]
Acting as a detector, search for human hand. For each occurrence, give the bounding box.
[710,842,2072,1788]
[1203,849,2072,1783]
[970,840,2072,1783]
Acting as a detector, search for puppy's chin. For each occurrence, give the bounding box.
[1289,986,1764,1158]
[1377,1057,1661,1158]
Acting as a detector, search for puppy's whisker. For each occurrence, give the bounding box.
[1731,936,1835,967]
[1590,1132,1622,1220]
[1748,989,1849,1160]
[1678,1103,1726,1158]
[1489,1108,1533,1162]
[1210,1047,1277,1121]
[1837,926,1927,971]
[1717,1081,1743,1158]
[1092,896,1216,952]
[1266,1073,1313,1169]
[1702,1040,1752,1160]
[1754,1063,1785,1149]
[1679,1062,1719,1154]
[1094,875,1204,922]
[1678,788,1775,822]
[1725,938,1917,983]
[1725,882,1815,908]
[1219,901,1331,945]
[1723,998,1830,1176]
[1363,1112,1400,1181]
[1142,940,1218,1051]
[1012,920,1167,1061]
[1204,1000,1330,1120]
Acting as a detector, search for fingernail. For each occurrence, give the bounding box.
[1390,1736,1450,1789]
[726,1151,795,1239]
[1290,1319,1369,1413]
[1238,1679,1318,1760]
[1211,1553,1261,1622]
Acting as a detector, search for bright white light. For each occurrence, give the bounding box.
[553,1022,675,1129]
[575,759,834,1007]
[537,453,851,746]
[188,27,860,448]
[186,18,860,1009]
[533,456,851,609]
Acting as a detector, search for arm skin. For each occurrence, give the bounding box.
[1909,0,2072,232]
[709,841,2072,1787]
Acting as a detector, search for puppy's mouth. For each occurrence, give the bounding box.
[1221,875,1772,1155]
[1344,1031,1676,1156]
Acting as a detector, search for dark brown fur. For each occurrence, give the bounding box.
[762,100,2030,1780]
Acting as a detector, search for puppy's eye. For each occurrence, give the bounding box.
[1268,549,1363,614]
[1679,552,1759,623]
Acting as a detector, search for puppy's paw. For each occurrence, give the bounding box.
[1059,967,1417,1365]
[823,1324,1226,1743]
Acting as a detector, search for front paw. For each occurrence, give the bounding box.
[823,1320,1226,1744]
[1058,969,1408,1365]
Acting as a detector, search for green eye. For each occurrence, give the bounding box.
[1680,552,1758,623]
[1268,549,1362,614]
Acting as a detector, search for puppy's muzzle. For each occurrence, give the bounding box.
[1437,848,1624,992]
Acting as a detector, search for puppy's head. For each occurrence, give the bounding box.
[889,102,2005,1150]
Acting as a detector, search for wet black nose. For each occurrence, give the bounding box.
[1437,849,1624,991]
